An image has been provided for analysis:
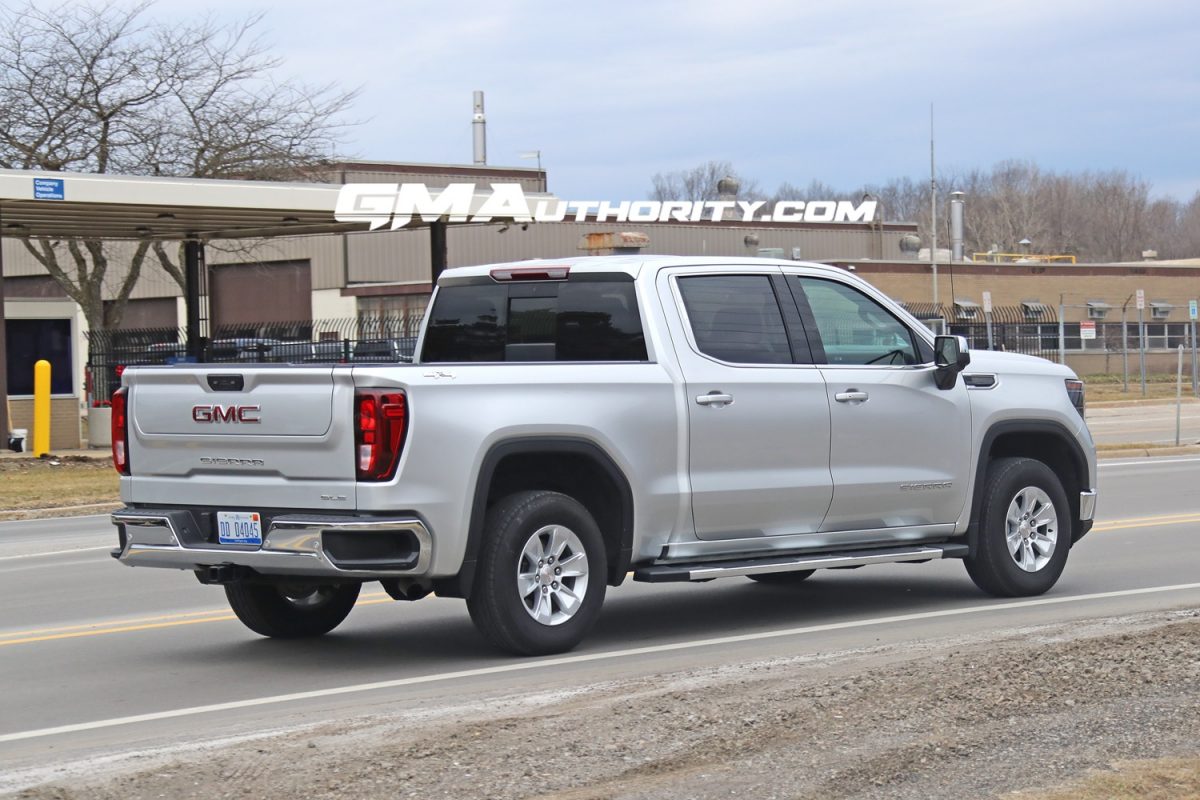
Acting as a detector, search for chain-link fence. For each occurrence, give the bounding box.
[927,296,1200,393]
[87,315,422,405]
[911,300,1198,358]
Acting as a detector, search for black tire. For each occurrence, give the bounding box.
[965,457,1072,597]
[466,490,607,656]
[748,569,816,585]
[224,581,361,639]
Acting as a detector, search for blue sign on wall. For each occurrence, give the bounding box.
[33,178,65,200]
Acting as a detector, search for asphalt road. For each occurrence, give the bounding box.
[2,455,1199,789]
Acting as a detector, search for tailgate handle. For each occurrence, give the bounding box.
[207,374,245,392]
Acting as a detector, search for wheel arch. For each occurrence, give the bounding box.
[434,437,635,598]
[967,420,1090,556]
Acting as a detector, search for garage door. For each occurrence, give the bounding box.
[210,260,312,326]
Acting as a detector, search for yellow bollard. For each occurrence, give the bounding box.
[33,359,51,457]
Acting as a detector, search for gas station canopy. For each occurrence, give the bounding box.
[0,167,548,240]
[0,166,555,438]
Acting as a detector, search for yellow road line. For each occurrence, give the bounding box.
[2,614,238,645]
[3,511,1198,648]
[0,607,245,638]
[0,594,393,646]
[1092,511,1200,524]
[1091,517,1200,532]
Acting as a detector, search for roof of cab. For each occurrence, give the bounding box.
[436,254,848,283]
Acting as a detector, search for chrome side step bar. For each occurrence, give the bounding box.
[633,544,968,583]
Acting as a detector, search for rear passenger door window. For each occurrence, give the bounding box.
[789,277,920,366]
[676,275,794,364]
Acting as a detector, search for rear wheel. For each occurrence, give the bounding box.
[225,581,360,638]
[748,569,815,585]
[965,457,1071,597]
[467,490,607,656]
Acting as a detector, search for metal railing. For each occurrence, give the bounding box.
[87,315,423,405]
[969,252,1077,264]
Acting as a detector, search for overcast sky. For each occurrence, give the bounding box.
[152,0,1199,202]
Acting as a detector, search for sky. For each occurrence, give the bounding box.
[147,0,1200,202]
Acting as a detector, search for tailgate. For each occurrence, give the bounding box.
[124,365,358,510]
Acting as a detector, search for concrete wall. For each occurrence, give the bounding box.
[1065,351,1198,379]
[311,288,358,320]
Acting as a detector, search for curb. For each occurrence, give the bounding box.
[1089,398,1200,409]
[0,452,111,463]
[1097,445,1200,460]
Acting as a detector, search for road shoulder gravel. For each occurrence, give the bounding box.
[5,606,1198,800]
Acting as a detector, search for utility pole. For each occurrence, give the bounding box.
[0,205,8,442]
[1121,295,1131,393]
[1137,289,1147,396]
[1058,294,1067,365]
[929,104,938,309]
[1190,299,1198,398]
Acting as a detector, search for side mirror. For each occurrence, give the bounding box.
[934,335,971,390]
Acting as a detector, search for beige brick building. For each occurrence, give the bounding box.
[837,259,1200,377]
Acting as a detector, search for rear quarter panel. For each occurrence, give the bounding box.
[352,362,682,577]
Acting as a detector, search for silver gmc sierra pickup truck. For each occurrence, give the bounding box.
[110,256,1097,655]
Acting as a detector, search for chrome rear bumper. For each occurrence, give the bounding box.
[111,508,431,578]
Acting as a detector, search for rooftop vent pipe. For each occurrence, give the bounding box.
[949,191,965,262]
[472,91,487,166]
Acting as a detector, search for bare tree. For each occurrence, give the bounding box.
[1169,192,1200,259]
[860,176,925,225]
[770,179,847,212]
[647,158,1200,262]
[650,160,761,202]
[0,1,357,330]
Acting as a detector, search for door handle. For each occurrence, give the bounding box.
[834,390,869,403]
[695,392,734,407]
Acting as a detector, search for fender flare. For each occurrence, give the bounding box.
[966,419,1090,556]
[433,436,635,598]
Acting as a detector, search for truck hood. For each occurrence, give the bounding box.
[964,349,1077,379]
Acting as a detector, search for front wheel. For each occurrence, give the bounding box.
[467,490,607,656]
[225,581,361,638]
[965,457,1071,597]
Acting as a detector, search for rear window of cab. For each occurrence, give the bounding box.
[421,277,648,363]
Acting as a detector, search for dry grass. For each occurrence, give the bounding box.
[1007,756,1200,799]
[0,457,118,515]
[1087,382,1197,402]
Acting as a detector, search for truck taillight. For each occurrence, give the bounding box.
[355,390,407,481]
[112,387,130,475]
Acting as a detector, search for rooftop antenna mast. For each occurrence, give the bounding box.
[930,103,939,308]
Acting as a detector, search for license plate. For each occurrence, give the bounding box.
[217,511,263,546]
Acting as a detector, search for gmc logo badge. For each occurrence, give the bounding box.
[192,404,261,424]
